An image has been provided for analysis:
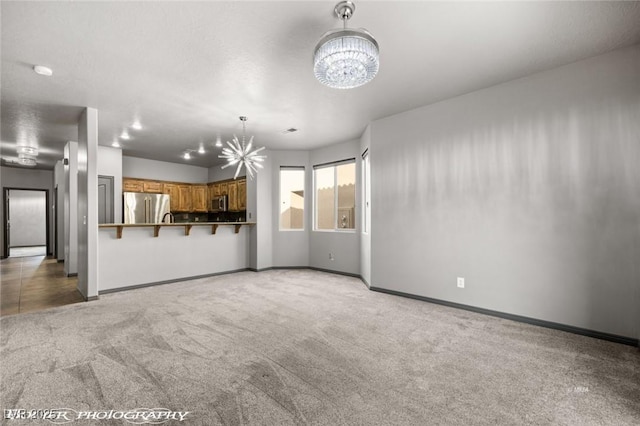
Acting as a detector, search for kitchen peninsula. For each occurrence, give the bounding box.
[98,174,255,293]
[98,221,255,293]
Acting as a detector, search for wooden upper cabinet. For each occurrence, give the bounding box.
[219,182,228,196]
[238,178,246,211]
[124,178,163,194]
[228,181,238,212]
[163,183,180,212]
[178,185,192,212]
[143,181,163,193]
[123,178,144,192]
[191,185,208,213]
[128,177,247,213]
[207,184,215,212]
[164,183,190,212]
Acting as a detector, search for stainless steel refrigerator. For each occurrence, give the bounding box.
[124,192,171,224]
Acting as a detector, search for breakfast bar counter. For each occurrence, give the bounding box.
[98,222,255,293]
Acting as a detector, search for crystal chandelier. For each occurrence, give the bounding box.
[313,1,379,89]
[16,145,38,167]
[219,116,266,179]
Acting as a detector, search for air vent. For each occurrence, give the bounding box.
[281,128,298,134]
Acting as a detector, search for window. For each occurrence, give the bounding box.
[279,167,305,230]
[314,159,356,231]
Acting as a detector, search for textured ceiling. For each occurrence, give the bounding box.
[2,1,640,169]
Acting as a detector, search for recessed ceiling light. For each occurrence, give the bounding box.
[131,121,142,130]
[120,131,130,140]
[198,146,205,154]
[183,152,191,160]
[17,145,39,156]
[112,141,121,148]
[33,65,53,76]
[215,139,223,148]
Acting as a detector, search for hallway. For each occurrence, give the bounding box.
[0,255,84,316]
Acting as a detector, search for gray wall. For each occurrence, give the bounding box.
[360,125,371,285]
[98,146,123,223]
[123,156,208,183]
[64,142,79,276]
[270,150,310,267]
[248,151,273,270]
[77,108,99,299]
[370,45,640,339]
[309,139,361,275]
[0,166,54,257]
[208,164,239,182]
[8,190,47,247]
[54,160,65,260]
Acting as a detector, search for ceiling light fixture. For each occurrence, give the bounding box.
[198,146,206,154]
[112,140,121,148]
[17,153,37,167]
[120,131,130,140]
[183,152,191,160]
[131,121,142,130]
[215,136,223,148]
[219,116,266,180]
[33,65,53,77]
[313,1,379,89]
[17,145,39,156]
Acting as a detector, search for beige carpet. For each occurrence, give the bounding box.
[1,269,638,425]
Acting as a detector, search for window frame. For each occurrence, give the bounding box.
[278,166,306,232]
[362,149,370,235]
[313,158,356,233]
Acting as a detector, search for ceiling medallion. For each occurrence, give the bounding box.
[313,1,379,89]
[219,116,266,180]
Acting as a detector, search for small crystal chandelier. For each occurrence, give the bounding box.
[16,145,38,167]
[313,1,379,89]
[219,116,266,180]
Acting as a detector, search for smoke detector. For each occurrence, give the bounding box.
[33,65,53,76]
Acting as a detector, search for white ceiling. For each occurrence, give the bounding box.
[2,1,640,170]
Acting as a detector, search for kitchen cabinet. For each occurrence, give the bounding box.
[123,178,144,192]
[228,181,238,212]
[163,184,180,211]
[130,177,247,214]
[124,178,163,193]
[143,181,163,193]
[163,183,191,212]
[178,185,192,212]
[219,182,228,196]
[207,184,216,212]
[238,179,246,211]
[191,185,208,212]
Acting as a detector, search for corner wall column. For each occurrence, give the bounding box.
[77,107,99,299]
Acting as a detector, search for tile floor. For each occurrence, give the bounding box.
[0,255,84,316]
[9,245,47,257]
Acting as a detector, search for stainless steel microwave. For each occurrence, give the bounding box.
[211,195,228,212]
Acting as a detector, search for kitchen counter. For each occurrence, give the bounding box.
[98,222,255,292]
[99,221,256,238]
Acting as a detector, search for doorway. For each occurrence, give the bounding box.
[3,188,50,258]
[98,175,114,224]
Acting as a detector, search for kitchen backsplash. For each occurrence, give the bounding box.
[173,213,209,223]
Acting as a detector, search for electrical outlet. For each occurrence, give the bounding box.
[329,253,334,261]
[457,277,465,288]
